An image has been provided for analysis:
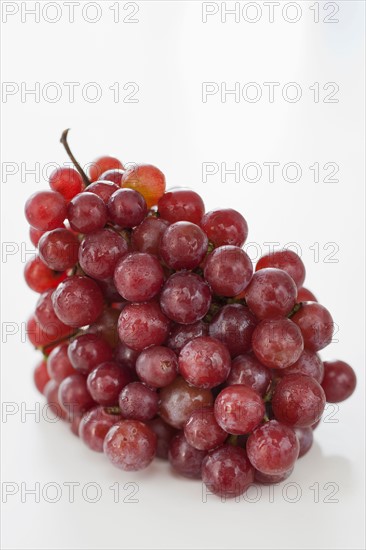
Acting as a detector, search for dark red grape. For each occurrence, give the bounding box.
[68,192,107,233]
[103,419,157,471]
[247,420,299,474]
[114,252,164,302]
[184,407,227,451]
[201,208,248,247]
[158,189,205,224]
[159,221,208,270]
[227,353,271,396]
[297,287,317,302]
[147,417,178,459]
[252,318,304,369]
[87,180,119,203]
[25,190,67,231]
[168,433,206,478]
[202,445,254,498]
[44,380,68,420]
[159,376,213,429]
[122,164,166,209]
[204,246,253,297]
[166,321,209,354]
[49,167,84,201]
[52,276,104,327]
[208,304,257,357]
[24,256,66,293]
[114,341,139,371]
[99,169,125,185]
[136,346,178,388]
[34,359,50,394]
[47,343,75,384]
[79,406,122,452]
[119,382,159,421]
[245,268,297,319]
[68,333,113,375]
[78,228,128,280]
[160,272,211,324]
[291,302,334,352]
[89,156,124,182]
[87,361,132,406]
[272,374,326,427]
[58,374,95,416]
[117,302,170,351]
[131,216,169,255]
[256,250,305,289]
[38,228,80,271]
[179,336,231,389]
[321,360,357,403]
[294,427,313,457]
[214,385,264,435]
[279,350,324,383]
[108,188,147,228]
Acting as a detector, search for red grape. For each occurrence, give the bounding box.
[297,287,317,302]
[52,276,104,327]
[135,346,178,388]
[68,334,113,375]
[321,360,357,403]
[214,385,265,435]
[227,353,271,396]
[255,467,293,484]
[68,192,107,233]
[38,228,80,271]
[147,418,178,459]
[29,226,46,247]
[166,321,208,354]
[79,406,122,452]
[294,426,314,457]
[247,420,299,475]
[34,359,51,394]
[58,373,95,416]
[108,188,147,228]
[87,180,119,203]
[103,419,157,471]
[252,318,304,369]
[272,374,326,427]
[159,376,213,429]
[119,382,159,421]
[245,268,297,319]
[114,341,139,371]
[158,189,205,224]
[202,445,254,498]
[24,256,66,293]
[87,361,132,406]
[201,208,248,247]
[208,304,257,357]
[204,246,253,297]
[114,252,164,302]
[117,302,170,351]
[184,407,227,451]
[168,433,206,478]
[49,167,84,201]
[279,349,324,383]
[160,272,211,324]
[159,221,208,270]
[35,289,73,340]
[47,342,75,383]
[78,228,128,280]
[131,216,169,255]
[256,250,306,289]
[44,380,68,420]
[87,307,120,348]
[291,302,334,352]
[99,169,124,185]
[179,336,231,389]
[25,190,67,231]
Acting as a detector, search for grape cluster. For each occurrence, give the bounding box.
[26,132,357,499]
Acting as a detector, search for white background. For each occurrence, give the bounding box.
[1,1,365,549]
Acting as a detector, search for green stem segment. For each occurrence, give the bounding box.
[60,129,90,187]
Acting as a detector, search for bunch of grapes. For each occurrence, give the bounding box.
[25,131,356,498]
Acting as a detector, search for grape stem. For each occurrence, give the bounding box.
[60,129,90,187]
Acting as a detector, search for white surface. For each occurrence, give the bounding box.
[1,2,365,549]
